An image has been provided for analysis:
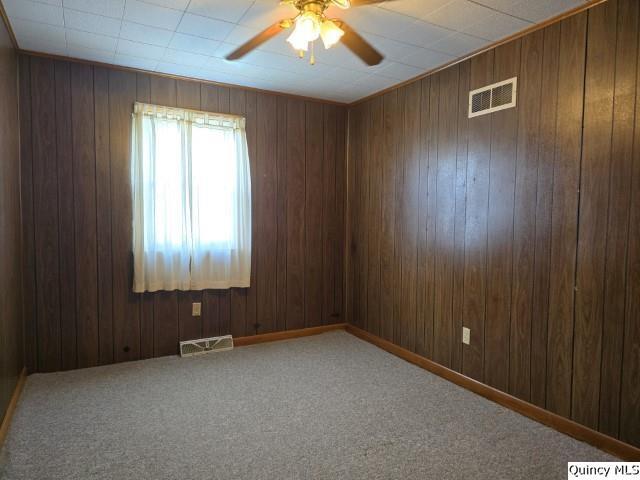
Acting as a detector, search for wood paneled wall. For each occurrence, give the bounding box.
[19,54,347,374]
[0,20,23,421]
[346,0,640,448]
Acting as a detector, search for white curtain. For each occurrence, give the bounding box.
[131,102,251,293]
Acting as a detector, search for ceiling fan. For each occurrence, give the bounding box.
[226,0,387,66]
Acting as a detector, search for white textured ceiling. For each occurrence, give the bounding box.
[3,0,588,103]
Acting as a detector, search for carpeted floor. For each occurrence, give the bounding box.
[0,331,613,479]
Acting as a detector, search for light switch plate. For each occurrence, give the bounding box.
[462,327,470,345]
[192,302,202,317]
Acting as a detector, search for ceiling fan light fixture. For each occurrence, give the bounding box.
[320,19,344,49]
[331,0,351,9]
[226,0,384,67]
[286,28,309,51]
[287,11,322,53]
[297,11,321,40]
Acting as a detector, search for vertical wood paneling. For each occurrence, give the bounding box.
[31,57,62,373]
[286,99,306,330]
[110,70,141,362]
[202,290,219,338]
[357,102,370,331]
[416,79,433,356]
[422,77,438,358]
[257,93,278,333]
[380,91,397,343]
[509,30,543,401]
[545,12,587,417]
[323,104,338,325]
[334,108,347,323]
[451,61,470,373]
[71,63,99,368]
[400,82,421,353]
[346,106,357,328]
[305,101,324,328]
[392,90,404,344]
[0,20,23,420]
[572,0,617,429]
[462,51,493,381]
[620,0,640,446]
[433,67,458,367]
[484,41,520,392]
[94,67,114,365]
[366,98,383,336]
[276,96,288,332]
[347,105,358,328]
[599,0,639,438]
[176,79,200,109]
[415,80,430,358]
[19,54,37,374]
[530,23,561,409]
[55,61,77,371]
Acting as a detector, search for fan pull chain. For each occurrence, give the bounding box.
[310,41,316,65]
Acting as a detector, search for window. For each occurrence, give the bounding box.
[131,102,251,293]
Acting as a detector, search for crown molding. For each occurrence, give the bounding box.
[0,0,18,50]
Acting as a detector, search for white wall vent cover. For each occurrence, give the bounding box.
[180,335,234,357]
[468,77,518,118]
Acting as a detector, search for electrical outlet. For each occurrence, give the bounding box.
[462,327,470,345]
[192,302,202,317]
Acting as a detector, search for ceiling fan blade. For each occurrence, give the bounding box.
[350,0,389,5]
[336,21,384,66]
[226,21,291,61]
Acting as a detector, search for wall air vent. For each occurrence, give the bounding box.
[180,335,234,357]
[468,77,517,118]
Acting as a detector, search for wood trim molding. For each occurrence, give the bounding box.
[348,0,608,106]
[0,368,27,450]
[17,50,349,108]
[346,325,640,461]
[234,323,347,347]
[0,0,18,49]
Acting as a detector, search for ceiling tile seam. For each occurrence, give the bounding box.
[60,5,68,51]
[377,1,451,22]
[360,20,491,49]
[10,11,237,52]
[135,0,186,14]
[115,0,127,53]
[133,0,257,25]
[466,0,534,24]
[226,0,257,38]
[156,0,193,68]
